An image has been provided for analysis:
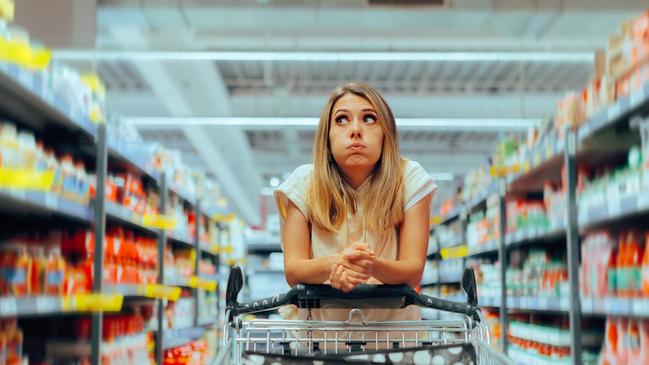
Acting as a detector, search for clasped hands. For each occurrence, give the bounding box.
[329,243,375,293]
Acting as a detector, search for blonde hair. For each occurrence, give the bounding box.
[307,82,405,233]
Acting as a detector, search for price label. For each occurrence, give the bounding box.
[608,199,622,218]
[0,168,55,190]
[73,294,123,312]
[143,214,177,230]
[188,276,217,291]
[540,297,549,309]
[44,193,57,209]
[633,299,648,316]
[36,297,59,313]
[560,297,569,309]
[19,69,33,89]
[0,298,17,316]
[629,88,646,107]
[143,285,182,301]
[607,103,623,120]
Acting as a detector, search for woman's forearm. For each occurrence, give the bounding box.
[284,255,336,286]
[371,257,424,287]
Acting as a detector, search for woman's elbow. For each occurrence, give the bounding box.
[284,265,299,287]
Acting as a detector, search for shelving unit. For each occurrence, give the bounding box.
[0,58,223,365]
[430,78,649,365]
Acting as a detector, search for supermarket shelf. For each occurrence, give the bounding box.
[506,141,564,193]
[439,235,464,250]
[168,183,196,207]
[248,268,285,275]
[507,296,569,312]
[442,295,467,303]
[163,326,206,350]
[421,308,439,320]
[478,296,502,308]
[0,62,97,139]
[438,273,462,284]
[578,193,649,230]
[103,284,182,301]
[0,294,123,318]
[197,317,217,327]
[464,181,499,213]
[0,188,93,223]
[199,243,219,257]
[582,297,649,318]
[167,232,195,247]
[467,241,499,256]
[248,242,282,253]
[107,138,160,184]
[105,202,158,235]
[505,226,566,248]
[578,80,649,143]
[420,277,440,287]
[434,206,461,227]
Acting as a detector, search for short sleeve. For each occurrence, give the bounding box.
[274,164,312,223]
[404,160,437,211]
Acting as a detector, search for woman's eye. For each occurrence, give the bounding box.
[335,115,349,124]
[364,114,377,124]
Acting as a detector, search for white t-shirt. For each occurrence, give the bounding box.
[274,159,437,322]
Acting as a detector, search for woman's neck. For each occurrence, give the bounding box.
[341,167,372,190]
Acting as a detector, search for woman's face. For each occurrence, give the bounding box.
[329,93,384,175]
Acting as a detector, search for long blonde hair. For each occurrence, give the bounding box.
[307,82,405,233]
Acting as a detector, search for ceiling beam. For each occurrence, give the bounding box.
[109,26,260,224]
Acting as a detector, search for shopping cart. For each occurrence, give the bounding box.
[215,266,512,365]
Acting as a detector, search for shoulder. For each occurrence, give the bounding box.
[402,159,437,210]
[403,159,426,178]
[274,164,313,218]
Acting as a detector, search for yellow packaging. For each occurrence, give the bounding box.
[0,0,14,21]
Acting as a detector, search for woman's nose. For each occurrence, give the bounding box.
[349,117,362,138]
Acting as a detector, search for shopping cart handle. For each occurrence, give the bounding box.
[226,266,481,321]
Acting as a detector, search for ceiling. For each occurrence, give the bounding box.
[57,0,649,224]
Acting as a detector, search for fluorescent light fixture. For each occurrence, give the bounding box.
[429,172,456,181]
[126,117,540,131]
[269,177,280,188]
[53,50,593,63]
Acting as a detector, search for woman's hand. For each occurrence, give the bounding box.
[329,243,376,292]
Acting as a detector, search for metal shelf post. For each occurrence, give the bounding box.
[565,132,582,365]
[91,123,108,365]
[156,173,168,365]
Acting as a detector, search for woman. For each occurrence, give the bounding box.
[274,81,436,322]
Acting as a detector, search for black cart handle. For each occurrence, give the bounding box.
[226,266,480,321]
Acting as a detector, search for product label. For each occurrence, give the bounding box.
[4,268,26,284]
[46,271,63,286]
[36,297,58,313]
[608,268,617,295]
[0,298,16,316]
[630,88,645,107]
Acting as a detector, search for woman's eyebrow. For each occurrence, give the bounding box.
[362,108,376,113]
[333,109,349,114]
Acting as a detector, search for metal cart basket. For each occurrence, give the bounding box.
[215,267,512,365]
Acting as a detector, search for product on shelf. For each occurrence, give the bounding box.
[166,296,195,330]
[609,10,649,98]
[600,317,649,364]
[421,260,438,285]
[467,259,501,298]
[164,246,194,284]
[507,248,568,298]
[431,221,463,249]
[163,338,213,365]
[466,195,499,250]
[482,309,502,351]
[102,172,159,217]
[62,228,159,291]
[582,230,649,298]
[506,199,549,234]
[0,121,91,203]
